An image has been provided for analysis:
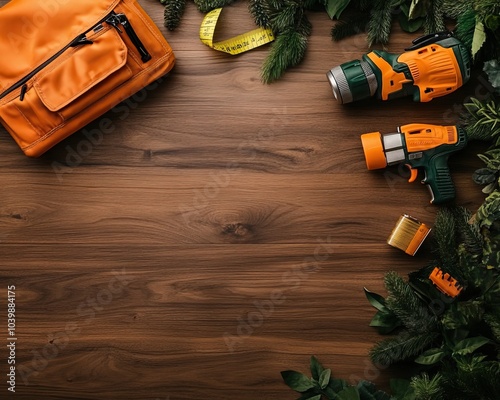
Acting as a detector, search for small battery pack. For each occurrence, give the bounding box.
[387,214,431,256]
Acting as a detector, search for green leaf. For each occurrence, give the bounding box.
[408,0,426,19]
[319,369,331,389]
[398,13,424,33]
[484,59,500,93]
[310,356,324,381]
[281,370,315,392]
[390,379,415,399]
[452,336,490,356]
[328,377,348,393]
[484,15,500,31]
[369,311,402,334]
[442,301,484,330]
[414,348,446,365]
[473,168,497,185]
[471,20,486,59]
[483,182,497,194]
[297,394,322,400]
[337,386,361,400]
[357,381,391,400]
[325,0,351,20]
[364,288,387,312]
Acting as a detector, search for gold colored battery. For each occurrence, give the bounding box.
[387,214,431,256]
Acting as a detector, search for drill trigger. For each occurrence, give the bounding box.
[407,165,419,183]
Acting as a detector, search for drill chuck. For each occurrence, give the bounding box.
[327,60,378,104]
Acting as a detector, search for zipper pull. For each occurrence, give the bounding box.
[112,13,152,63]
[70,35,94,47]
[105,14,123,33]
[19,84,28,101]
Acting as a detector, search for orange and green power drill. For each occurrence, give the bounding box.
[327,32,471,104]
[361,124,467,204]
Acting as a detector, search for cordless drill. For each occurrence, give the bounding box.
[327,32,471,104]
[360,124,467,204]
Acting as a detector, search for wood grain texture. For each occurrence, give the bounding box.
[0,1,487,399]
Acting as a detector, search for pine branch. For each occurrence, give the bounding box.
[270,2,300,33]
[410,373,444,400]
[424,0,445,34]
[163,0,187,31]
[354,0,371,11]
[433,208,460,273]
[261,27,308,83]
[442,0,472,19]
[383,271,437,333]
[249,0,272,28]
[454,207,484,258]
[193,0,236,13]
[455,9,476,52]
[331,14,370,42]
[367,0,395,46]
[484,312,500,342]
[370,331,439,366]
[463,98,500,143]
[441,360,500,400]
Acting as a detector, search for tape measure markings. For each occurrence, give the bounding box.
[200,8,275,55]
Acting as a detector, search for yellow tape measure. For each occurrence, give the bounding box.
[200,8,275,55]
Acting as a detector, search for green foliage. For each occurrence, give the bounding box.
[369,331,439,366]
[463,98,500,144]
[432,208,460,273]
[249,0,272,28]
[472,20,487,60]
[158,0,498,81]
[484,59,500,95]
[366,0,395,47]
[325,0,351,20]
[261,26,309,83]
[423,0,445,36]
[440,357,500,399]
[383,272,437,333]
[163,0,187,30]
[410,373,444,400]
[280,356,407,399]
[442,0,472,19]
[193,0,236,13]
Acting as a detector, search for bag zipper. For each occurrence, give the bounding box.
[0,10,151,102]
[0,29,96,102]
[105,12,152,63]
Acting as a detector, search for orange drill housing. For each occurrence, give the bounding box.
[401,124,458,152]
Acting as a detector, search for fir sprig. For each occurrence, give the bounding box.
[410,373,444,400]
[424,0,445,35]
[370,331,439,366]
[384,271,437,333]
[366,0,396,46]
[193,0,236,13]
[163,0,187,30]
[432,208,460,273]
[261,23,309,83]
[249,0,272,28]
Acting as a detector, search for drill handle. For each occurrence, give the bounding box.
[422,155,456,204]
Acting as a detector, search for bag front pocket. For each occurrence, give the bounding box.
[33,26,132,121]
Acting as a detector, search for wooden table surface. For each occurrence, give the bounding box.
[0,1,488,399]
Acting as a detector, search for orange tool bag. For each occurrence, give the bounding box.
[0,0,175,157]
